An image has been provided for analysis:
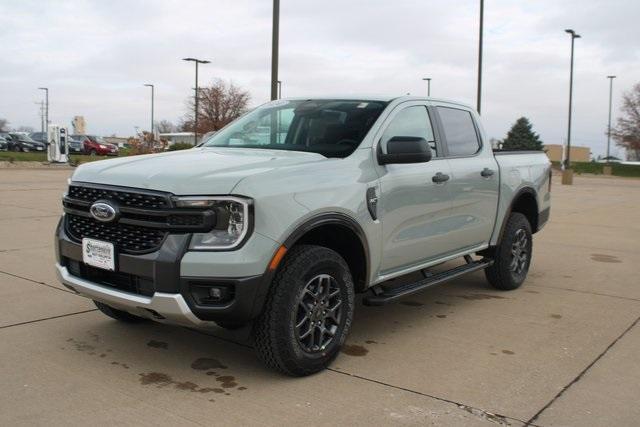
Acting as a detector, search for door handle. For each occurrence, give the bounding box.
[432,172,450,183]
[481,168,495,177]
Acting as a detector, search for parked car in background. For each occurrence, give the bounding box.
[29,132,48,144]
[67,136,84,154]
[71,135,119,156]
[8,133,46,152]
[0,136,8,151]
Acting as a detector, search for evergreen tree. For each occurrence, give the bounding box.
[501,117,544,151]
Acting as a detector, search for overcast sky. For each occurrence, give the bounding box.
[1,0,638,157]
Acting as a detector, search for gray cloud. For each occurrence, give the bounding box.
[0,0,637,157]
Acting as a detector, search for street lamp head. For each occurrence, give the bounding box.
[182,57,211,64]
[607,75,617,79]
[422,77,431,81]
[38,87,47,90]
[565,29,581,38]
[144,83,153,87]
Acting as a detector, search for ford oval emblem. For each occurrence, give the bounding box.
[89,201,118,222]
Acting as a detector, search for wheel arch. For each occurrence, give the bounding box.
[497,187,540,244]
[282,213,370,292]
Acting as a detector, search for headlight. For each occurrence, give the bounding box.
[174,196,252,250]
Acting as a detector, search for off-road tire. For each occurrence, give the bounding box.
[485,212,533,290]
[94,300,147,323]
[252,245,355,376]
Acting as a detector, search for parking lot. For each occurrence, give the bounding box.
[0,168,638,426]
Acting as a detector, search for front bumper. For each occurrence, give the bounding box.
[56,264,209,327]
[55,218,277,327]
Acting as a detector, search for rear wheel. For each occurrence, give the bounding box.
[485,212,532,290]
[94,301,147,323]
[252,245,355,376]
[89,149,97,156]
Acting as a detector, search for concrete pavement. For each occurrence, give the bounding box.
[0,168,638,426]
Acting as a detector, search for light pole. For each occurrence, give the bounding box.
[144,84,154,143]
[38,87,49,129]
[563,29,581,184]
[606,75,616,161]
[182,58,210,145]
[271,0,280,101]
[476,0,484,114]
[422,77,432,96]
[277,80,282,99]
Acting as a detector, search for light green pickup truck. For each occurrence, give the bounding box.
[55,96,551,376]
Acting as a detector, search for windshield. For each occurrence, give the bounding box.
[202,99,388,158]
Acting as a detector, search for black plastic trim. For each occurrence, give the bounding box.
[496,187,538,245]
[282,212,371,288]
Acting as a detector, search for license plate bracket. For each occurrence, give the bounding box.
[82,238,116,271]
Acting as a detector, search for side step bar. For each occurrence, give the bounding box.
[363,258,494,306]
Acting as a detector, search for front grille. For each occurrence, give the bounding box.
[67,259,154,297]
[68,184,170,209]
[66,214,167,253]
[63,183,215,254]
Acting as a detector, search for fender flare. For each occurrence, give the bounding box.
[495,187,538,245]
[282,212,371,287]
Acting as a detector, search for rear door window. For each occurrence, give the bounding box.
[437,107,481,156]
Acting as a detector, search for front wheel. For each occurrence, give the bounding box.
[252,245,355,376]
[485,212,533,290]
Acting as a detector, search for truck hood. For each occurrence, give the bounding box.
[71,147,327,195]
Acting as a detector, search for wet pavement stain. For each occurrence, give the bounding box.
[435,301,453,306]
[238,387,247,391]
[525,290,540,294]
[67,338,96,352]
[342,344,369,356]
[436,314,447,318]
[400,300,424,307]
[365,340,378,344]
[191,358,228,370]
[456,294,506,301]
[550,314,562,319]
[147,340,169,350]
[591,253,621,263]
[138,372,235,395]
[216,375,238,388]
[502,350,515,355]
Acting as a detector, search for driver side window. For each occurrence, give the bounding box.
[381,106,437,157]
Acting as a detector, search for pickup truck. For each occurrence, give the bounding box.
[55,96,551,376]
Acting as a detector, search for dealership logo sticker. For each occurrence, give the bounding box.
[89,201,118,222]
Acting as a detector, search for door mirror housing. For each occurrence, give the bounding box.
[377,136,432,165]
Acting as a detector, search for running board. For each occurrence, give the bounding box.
[363,258,493,306]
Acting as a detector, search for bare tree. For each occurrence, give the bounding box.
[0,118,9,132]
[156,120,176,133]
[612,83,640,160]
[17,125,34,133]
[181,79,250,133]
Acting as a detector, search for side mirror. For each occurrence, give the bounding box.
[378,136,432,165]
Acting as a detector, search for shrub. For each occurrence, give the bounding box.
[168,143,194,151]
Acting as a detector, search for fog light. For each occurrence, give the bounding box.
[209,288,222,300]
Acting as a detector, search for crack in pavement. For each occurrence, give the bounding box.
[525,315,640,425]
[0,309,98,330]
[529,284,640,303]
[327,368,535,426]
[187,327,531,425]
[0,245,51,253]
[0,269,79,296]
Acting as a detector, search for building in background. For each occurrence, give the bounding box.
[72,116,86,134]
[545,144,591,163]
